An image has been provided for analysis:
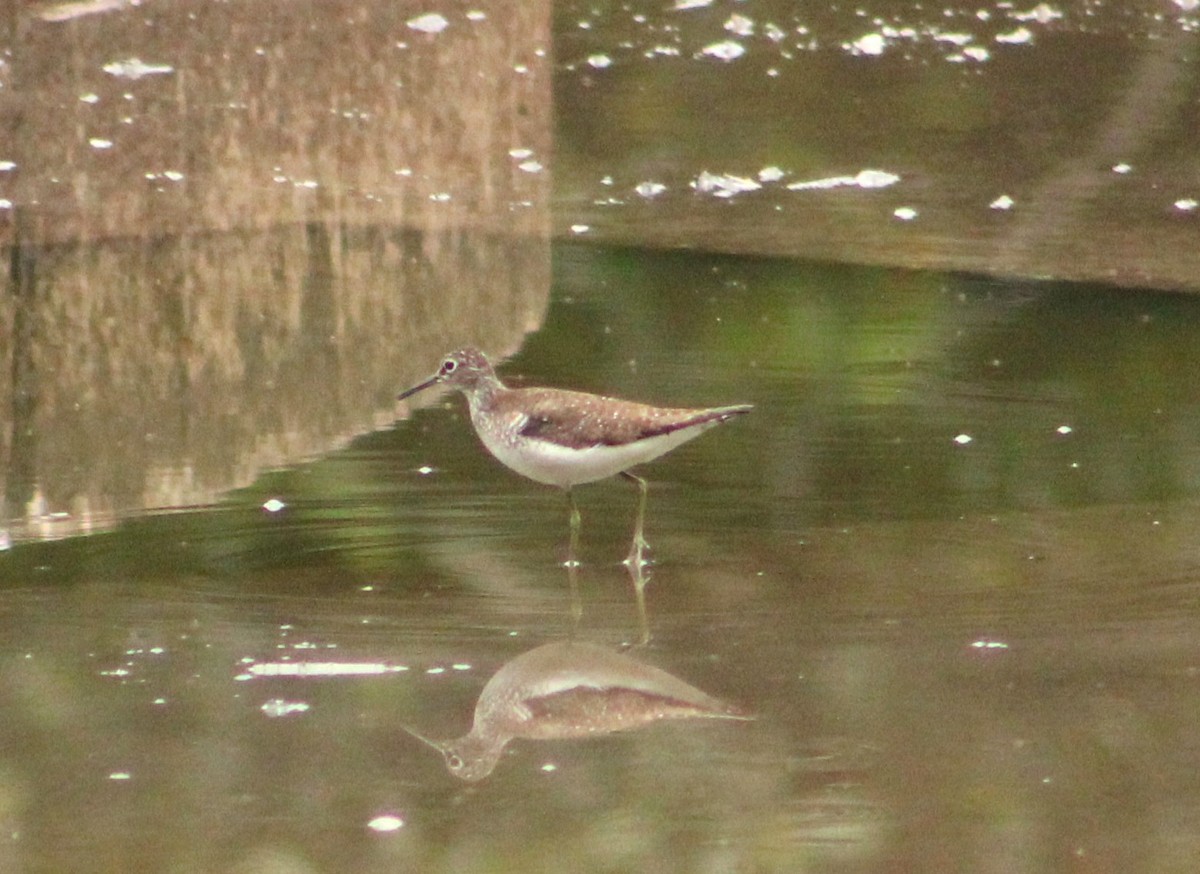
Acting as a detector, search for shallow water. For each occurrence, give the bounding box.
[6,246,1200,872]
[4,1,1200,872]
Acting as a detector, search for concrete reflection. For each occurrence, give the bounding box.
[1,0,552,538]
[404,639,753,781]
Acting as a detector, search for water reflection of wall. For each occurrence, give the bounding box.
[3,225,549,537]
[1,1,552,538]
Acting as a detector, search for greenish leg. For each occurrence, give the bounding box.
[626,558,651,646]
[621,471,650,568]
[565,488,583,628]
[565,555,583,632]
[565,488,582,568]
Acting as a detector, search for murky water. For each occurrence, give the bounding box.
[4,1,1200,873]
[6,245,1200,872]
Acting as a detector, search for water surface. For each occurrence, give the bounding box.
[6,246,1200,872]
[4,1,1200,872]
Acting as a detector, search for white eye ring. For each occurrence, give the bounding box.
[442,359,457,374]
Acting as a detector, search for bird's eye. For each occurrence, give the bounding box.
[441,359,457,374]
[447,753,464,771]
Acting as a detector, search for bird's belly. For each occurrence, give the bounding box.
[477,427,702,488]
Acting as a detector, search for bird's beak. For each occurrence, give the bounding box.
[397,373,440,401]
[400,723,448,752]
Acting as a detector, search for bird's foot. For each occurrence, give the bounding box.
[623,538,652,570]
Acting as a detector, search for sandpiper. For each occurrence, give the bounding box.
[404,640,752,781]
[397,347,751,565]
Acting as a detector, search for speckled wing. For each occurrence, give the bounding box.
[506,387,750,450]
[483,642,752,740]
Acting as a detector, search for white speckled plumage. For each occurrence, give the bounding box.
[403,640,753,781]
[398,347,751,562]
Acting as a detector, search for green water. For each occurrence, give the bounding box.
[5,0,1200,871]
[6,244,1200,872]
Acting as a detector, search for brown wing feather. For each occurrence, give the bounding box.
[503,388,748,449]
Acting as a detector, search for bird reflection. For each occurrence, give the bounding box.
[405,640,752,781]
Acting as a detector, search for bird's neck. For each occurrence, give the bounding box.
[463,375,506,415]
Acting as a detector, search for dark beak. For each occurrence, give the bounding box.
[397,373,440,401]
[400,723,447,752]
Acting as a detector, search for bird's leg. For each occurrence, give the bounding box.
[565,488,582,569]
[564,488,583,627]
[625,557,652,646]
[621,471,651,568]
[565,554,583,633]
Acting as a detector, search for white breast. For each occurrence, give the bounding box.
[473,412,722,488]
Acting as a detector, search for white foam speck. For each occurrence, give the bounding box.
[933,32,973,46]
[587,54,612,69]
[635,181,667,198]
[990,195,1014,210]
[261,699,310,718]
[1112,163,1132,174]
[672,0,712,9]
[570,224,590,234]
[102,58,173,79]
[996,27,1033,44]
[855,169,900,189]
[787,169,899,191]
[1010,3,1063,24]
[848,33,886,56]
[970,639,1009,651]
[758,166,785,182]
[89,138,114,150]
[698,40,745,61]
[953,433,973,445]
[724,14,754,37]
[692,170,761,198]
[1174,198,1198,212]
[407,13,448,34]
[368,814,406,833]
